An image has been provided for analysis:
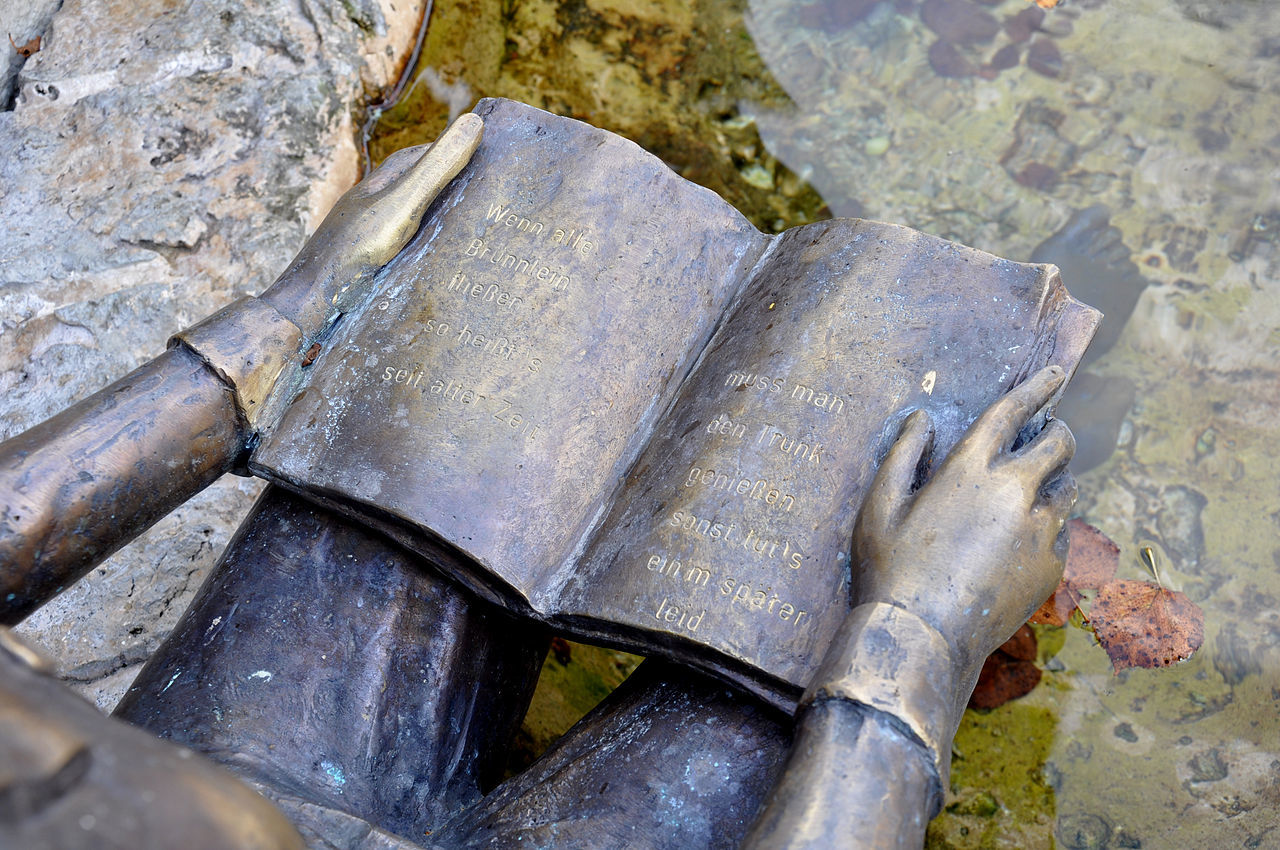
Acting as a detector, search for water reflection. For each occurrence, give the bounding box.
[1029,204,1147,473]
[371,0,1280,844]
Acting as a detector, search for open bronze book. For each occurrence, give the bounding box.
[253,98,1100,709]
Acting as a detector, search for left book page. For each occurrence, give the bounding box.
[252,98,771,609]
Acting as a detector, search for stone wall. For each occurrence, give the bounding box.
[1,0,426,707]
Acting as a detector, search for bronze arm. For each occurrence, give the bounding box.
[0,348,244,624]
[0,115,483,624]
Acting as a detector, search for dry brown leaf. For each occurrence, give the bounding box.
[969,625,1042,709]
[1027,522,1203,674]
[1090,579,1205,673]
[8,34,41,58]
[1030,519,1117,625]
[1030,582,1080,626]
[999,622,1038,661]
[1063,518,1119,590]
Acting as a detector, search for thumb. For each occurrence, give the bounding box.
[372,112,484,229]
[351,143,435,197]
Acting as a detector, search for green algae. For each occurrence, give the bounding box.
[507,640,642,770]
[928,701,1060,849]
[367,0,830,232]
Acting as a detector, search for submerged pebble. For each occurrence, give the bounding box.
[928,39,976,77]
[1113,722,1138,743]
[1187,747,1229,782]
[1038,12,1075,37]
[921,0,1000,45]
[1014,161,1059,189]
[1028,37,1064,77]
[989,43,1021,71]
[864,135,891,156]
[1057,813,1113,850]
[1005,5,1045,41]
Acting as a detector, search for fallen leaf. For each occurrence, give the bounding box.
[970,625,1042,709]
[549,636,572,666]
[1030,0,1059,7]
[8,34,41,58]
[1062,518,1119,590]
[1090,579,1204,673]
[1030,519,1118,625]
[999,622,1039,661]
[1027,521,1204,674]
[1030,582,1080,627]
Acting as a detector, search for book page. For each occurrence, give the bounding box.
[253,99,769,605]
[555,218,1099,706]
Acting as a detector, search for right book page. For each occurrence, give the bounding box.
[554,217,1100,708]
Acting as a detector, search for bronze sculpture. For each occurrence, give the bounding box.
[245,98,1094,711]
[743,367,1074,848]
[0,104,1088,848]
[0,626,305,850]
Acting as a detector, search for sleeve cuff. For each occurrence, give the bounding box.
[801,601,961,796]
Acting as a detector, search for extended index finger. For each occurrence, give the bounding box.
[859,408,935,539]
[965,366,1066,462]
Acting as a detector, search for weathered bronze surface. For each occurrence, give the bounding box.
[170,295,304,431]
[0,346,244,624]
[115,486,548,843]
[431,659,791,849]
[253,98,1100,710]
[558,225,1091,707]
[743,367,1076,848]
[0,626,305,849]
[0,117,483,624]
[253,98,768,611]
[742,699,938,850]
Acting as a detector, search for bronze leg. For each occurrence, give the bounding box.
[0,627,306,850]
[114,486,548,844]
[432,659,791,850]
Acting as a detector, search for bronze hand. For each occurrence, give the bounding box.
[261,113,482,338]
[746,367,1078,849]
[853,364,1077,676]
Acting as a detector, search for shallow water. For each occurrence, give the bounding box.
[371,1,1280,845]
